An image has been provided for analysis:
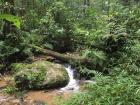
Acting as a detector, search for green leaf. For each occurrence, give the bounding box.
[0,14,21,29]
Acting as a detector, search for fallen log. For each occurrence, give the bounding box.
[29,45,93,64]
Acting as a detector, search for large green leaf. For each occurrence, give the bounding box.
[0,14,21,29]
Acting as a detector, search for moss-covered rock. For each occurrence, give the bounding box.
[11,61,69,90]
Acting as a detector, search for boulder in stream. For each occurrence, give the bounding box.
[11,61,69,90]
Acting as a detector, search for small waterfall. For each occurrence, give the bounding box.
[60,64,79,92]
[60,64,96,92]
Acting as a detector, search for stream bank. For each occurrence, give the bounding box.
[0,62,95,105]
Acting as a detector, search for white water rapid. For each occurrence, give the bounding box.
[60,64,79,92]
[60,64,96,92]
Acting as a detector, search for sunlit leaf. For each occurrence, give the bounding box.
[0,14,21,29]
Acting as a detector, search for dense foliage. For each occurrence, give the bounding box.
[1,0,140,104]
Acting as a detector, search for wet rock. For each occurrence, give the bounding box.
[33,100,46,105]
[0,95,19,105]
[10,99,20,105]
[67,87,74,90]
[12,61,69,90]
[0,80,8,89]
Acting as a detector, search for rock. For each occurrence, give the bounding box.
[10,99,20,105]
[12,61,69,90]
[0,96,17,105]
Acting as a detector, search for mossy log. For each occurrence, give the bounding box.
[30,45,93,64]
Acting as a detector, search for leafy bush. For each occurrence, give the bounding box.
[62,72,140,105]
[39,2,76,52]
[4,85,17,95]
[62,1,140,105]
[23,10,40,30]
[1,0,140,104]
[81,49,108,71]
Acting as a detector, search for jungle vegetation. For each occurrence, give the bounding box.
[0,0,140,105]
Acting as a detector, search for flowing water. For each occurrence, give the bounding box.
[60,64,96,91]
[0,64,95,105]
[60,64,79,92]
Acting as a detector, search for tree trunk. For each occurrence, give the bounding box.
[30,45,93,64]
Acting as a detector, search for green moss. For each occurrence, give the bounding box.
[13,61,69,90]
[14,61,46,90]
[11,63,26,74]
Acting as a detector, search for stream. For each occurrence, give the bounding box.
[60,64,79,92]
[0,64,95,105]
